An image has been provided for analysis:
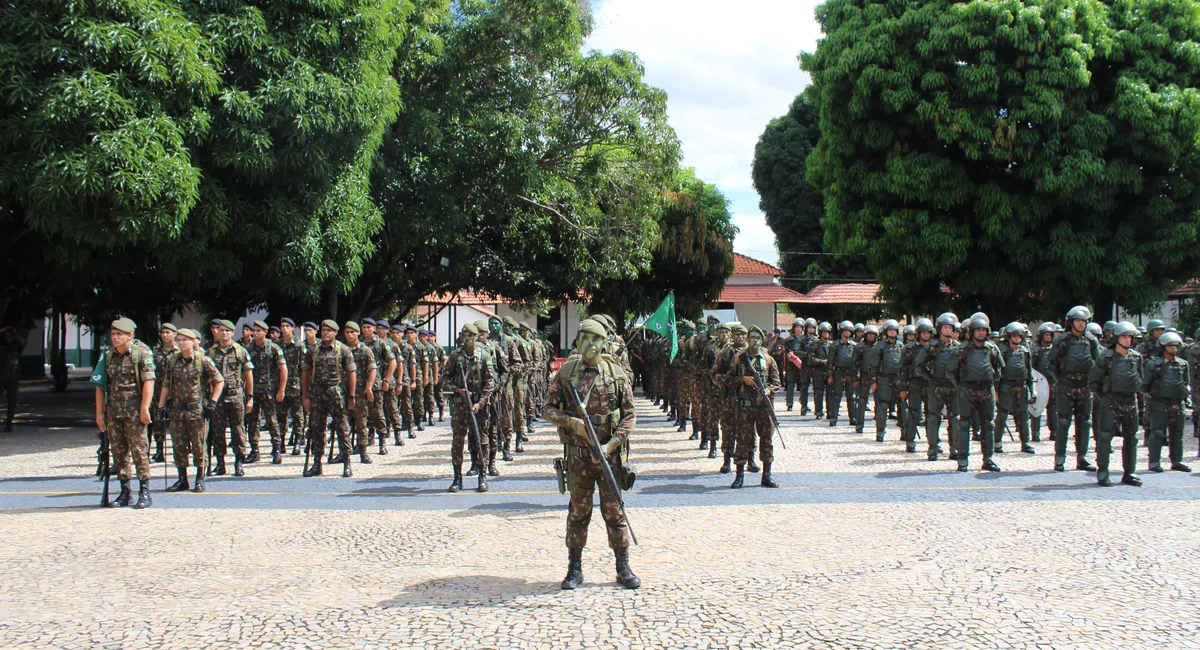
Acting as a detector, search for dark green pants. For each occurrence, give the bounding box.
[1095,395,1138,483]
[1147,399,1185,470]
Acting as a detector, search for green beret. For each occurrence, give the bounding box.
[729,322,748,334]
[176,328,198,341]
[462,323,478,335]
[111,317,136,334]
[578,319,606,338]
[218,319,236,331]
[473,319,490,332]
[252,320,269,331]
[748,325,765,337]
[592,314,613,331]
[344,321,361,333]
[502,315,518,326]
[161,323,178,333]
[714,322,730,331]
[320,319,339,331]
[520,321,533,331]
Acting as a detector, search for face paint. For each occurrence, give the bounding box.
[732,333,747,347]
[748,333,763,349]
[580,333,603,364]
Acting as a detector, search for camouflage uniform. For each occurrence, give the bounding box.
[1047,331,1102,468]
[162,352,222,471]
[208,342,253,464]
[423,339,440,422]
[915,337,961,459]
[699,333,724,449]
[1090,346,1143,483]
[396,333,417,433]
[544,356,635,550]
[381,333,405,443]
[727,347,782,465]
[410,337,427,427]
[347,340,379,458]
[103,343,156,481]
[1143,351,1189,471]
[494,330,524,450]
[441,346,495,469]
[302,340,356,466]
[363,333,394,444]
[278,338,306,452]
[712,340,747,464]
[151,342,176,454]
[246,338,285,460]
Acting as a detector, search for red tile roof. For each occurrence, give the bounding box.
[421,290,505,306]
[1169,280,1200,299]
[792,283,883,305]
[732,253,782,276]
[718,283,806,304]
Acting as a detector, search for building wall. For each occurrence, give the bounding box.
[734,302,776,332]
[725,274,781,286]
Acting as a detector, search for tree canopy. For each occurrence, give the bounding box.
[801,0,1200,323]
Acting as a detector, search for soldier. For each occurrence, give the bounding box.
[148,323,177,463]
[278,318,306,456]
[375,319,403,451]
[995,322,1036,455]
[520,322,542,429]
[873,320,904,442]
[406,326,427,432]
[343,322,378,466]
[781,319,804,412]
[301,320,356,477]
[245,320,286,464]
[855,325,880,434]
[94,318,156,508]
[1047,306,1102,472]
[827,321,860,427]
[269,325,281,343]
[157,329,223,494]
[361,319,396,456]
[700,322,729,457]
[392,323,417,440]
[204,319,221,351]
[1031,322,1056,442]
[915,313,961,462]
[419,330,440,425]
[954,314,1003,472]
[208,320,254,477]
[1187,327,1200,450]
[1144,331,1192,473]
[0,326,24,432]
[473,319,506,472]
[429,329,448,422]
[712,323,747,473]
[1089,321,1143,486]
[442,323,496,492]
[795,319,817,414]
[806,322,833,419]
[543,319,639,590]
[725,325,782,489]
[240,324,253,349]
[487,316,523,456]
[899,319,933,454]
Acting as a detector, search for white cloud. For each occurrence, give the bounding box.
[586,0,824,266]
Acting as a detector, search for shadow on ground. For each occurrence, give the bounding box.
[379,576,562,608]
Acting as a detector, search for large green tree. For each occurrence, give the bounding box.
[802,0,1200,323]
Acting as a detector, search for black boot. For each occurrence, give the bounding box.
[234,454,245,477]
[272,442,282,465]
[697,435,705,448]
[379,438,388,456]
[214,456,227,476]
[731,463,745,489]
[761,461,778,488]
[514,438,525,453]
[246,447,260,464]
[502,440,514,462]
[487,460,499,477]
[416,420,424,432]
[150,440,165,464]
[133,480,152,509]
[466,461,479,477]
[109,480,132,507]
[342,461,352,478]
[477,474,488,493]
[615,547,640,589]
[166,467,189,492]
[291,440,302,456]
[394,428,403,445]
[719,454,732,474]
[359,449,372,464]
[560,548,584,590]
[689,425,699,441]
[448,465,463,493]
[747,459,760,474]
[518,430,529,443]
[192,470,205,493]
[708,442,718,459]
[439,407,445,422]
[304,460,323,477]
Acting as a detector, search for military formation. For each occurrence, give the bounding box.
[92,314,555,506]
[633,307,1200,489]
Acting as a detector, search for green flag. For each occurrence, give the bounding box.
[89,351,107,393]
[643,292,678,361]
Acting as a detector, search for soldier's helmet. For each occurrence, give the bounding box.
[1158,332,1184,348]
[805,318,817,328]
[903,324,916,336]
[965,314,989,331]
[1037,322,1056,335]
[1065,306,1092,322]
[838,320,855,332]
[1112,321,1139,338]
[1147,319,1165,331]
[882,319,900,333]
[915,318,935,333]
[854,323,864,333]
[1086,322,1103,337]
[792,318,804,327]
[1103,320,1117,336]
[1003,322,1027,338]
[862,324,878,336]
[818,322,833,333]
[935,312,960,329]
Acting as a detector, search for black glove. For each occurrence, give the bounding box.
[157,407,169,422]
[204,399,218,413]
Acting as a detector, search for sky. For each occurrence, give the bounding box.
[585,0,824,267]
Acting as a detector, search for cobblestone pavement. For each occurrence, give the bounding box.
[2,385,1199,649]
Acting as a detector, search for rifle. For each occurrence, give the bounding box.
[458,362,487,477]
[738,350,787,449]
[302,410,316,475]
[99,428,111,507]
[564,378,638,545]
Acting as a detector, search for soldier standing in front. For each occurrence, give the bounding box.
[95,318,156,508]
[1143,331,1192,474]
[157,329,224,494]
[725,325,782,489]
[208,319,254,477]
[1089,322,1143,486]
[301,320,357,477]
[442,323,496,493]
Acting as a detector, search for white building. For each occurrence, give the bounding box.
[713,254,806,330]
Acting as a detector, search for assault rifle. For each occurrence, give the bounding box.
[458,363,487,479]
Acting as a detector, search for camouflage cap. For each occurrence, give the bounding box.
[462,323,478,335]
[344,321,361,333]
[161,322,178,332]
[729,322,748,334]
[252,320,269,331]
[111,317,136,334]
[706,314,719,323]
[591,314,613,330]
[520,321,534,331]
[320,319,339,331]
[502,316,518,326]
[679,319,695,329]
[578,319,606,338]
[714,322,730,331]
[748,325,765,337]
[218,319,236,331]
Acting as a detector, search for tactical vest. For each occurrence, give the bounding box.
[1001,346,1028,383]
[1105,350,1141,394]
[959,344,997,383]
[932,341,958,380]
[860,342,882,374]
[1060,335,1096,374]
[1153,358,1189,400]
[789,336,807,354]
[833,342,856,369]
[881,341,903,375]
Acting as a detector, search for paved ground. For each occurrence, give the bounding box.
[2,384,1199,649]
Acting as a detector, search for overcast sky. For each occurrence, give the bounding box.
[586,0,824,267]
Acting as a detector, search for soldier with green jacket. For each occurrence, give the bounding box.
[915,313,961,461]
[1143,331,1192,473]
[361,319,396,456]
[208,319,254,477]
[406,327,427,432]
[96,318,156,508]
[246,320,286,464]
[157,329,223,494]
[442,323,496,493]
[855,325,881,435]
[301,320,357,478]
[343,322,378,468]
[149,323,178,463]
[1047,306,1102,472]
[827,321,860,428]
[1088,321,1143,486]
[873,320,905,442]
[994,322,1035,454]
[278,318,306,456]
[954,314,1004,472]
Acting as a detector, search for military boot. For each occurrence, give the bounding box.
[109,480,132,507]
[719,454,732,474]
[378,438,388,456]
[272,442,282,465]
[133,480,152,509]
[359,448,372,464]
[291,439,302,456]
[689,422,699,441]
[466,461,479,477]
[677,419,688,433]
[233,454,246,477]
[502,440,514,462]
[697,435,706,449]
[416,419,424,432]
[761,461,778,488]
[304,460,323,477]
[246,444,260,464]
[614,547,641,589]
[488,448,499,477]
[526,417,535,432]
[166,468,189,492]
[213,456,227,476]
[518,430,529,443]
[731,463,745,489]
[150,439,165,464]
[560,548,583,590]
[708,441,718,459]
[514,438,525,453]
[192,470,205,493]
[394,428,403,446]
[342,461,352,478]
[477,473,488,493]
[747,459,760,474]
[439,407,445,422]
[448,465,463,493]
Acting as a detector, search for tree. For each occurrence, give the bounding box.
[587,169,737,327]
[802,0,1200,324]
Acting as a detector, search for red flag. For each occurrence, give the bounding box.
[787,350,803,371]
